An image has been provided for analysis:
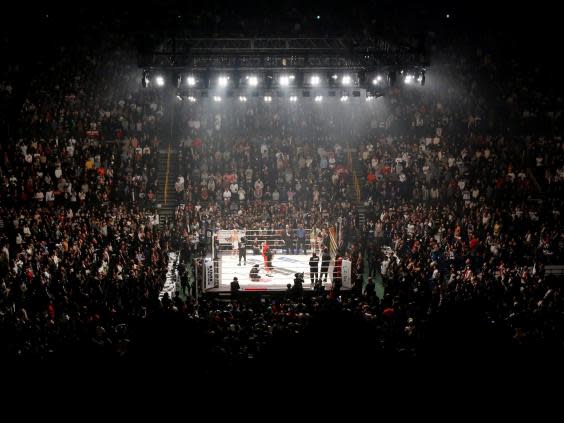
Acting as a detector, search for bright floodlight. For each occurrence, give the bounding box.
[342,75,352,86]
[366,96,374,102]
[310,75,321,86]
[248,76,259,87]
[417,75,423,83]
[279,75,290,86]
[289,95,298,102]
[264,96,272,102]
[218,76,229,87]
[239,96,247,102]
[213,96,222,102]
[187,76,196,86]
[314,95,323,102]
[373,75,383,85]
[404,74,414,84]
[340,96,349,102]
[155,75,165,87]
[187,96,196,102]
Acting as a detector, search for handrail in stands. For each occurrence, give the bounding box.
[164,144,172,205]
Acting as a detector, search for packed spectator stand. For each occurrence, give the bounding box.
[0,4,562,379]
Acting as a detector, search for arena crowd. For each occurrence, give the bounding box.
[0,6,562,374]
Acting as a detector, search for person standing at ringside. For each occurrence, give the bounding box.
[320,248,331,283]
[231,277,240,299]
[296,224,307,254]
[238,235,247,266]
[283,225,294,255]
[309,251,320,286]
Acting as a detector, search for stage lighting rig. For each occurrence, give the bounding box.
[140,35,429,102]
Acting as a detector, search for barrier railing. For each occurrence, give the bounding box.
[353,172,361,202]
[329,226,338,256]
[164,144,171,205]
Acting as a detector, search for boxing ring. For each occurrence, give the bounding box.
[201,228,350,292]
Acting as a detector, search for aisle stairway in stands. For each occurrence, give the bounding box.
[347,146,384,298]
[347,148,368,229]
[156,145,178,229]
[356,202,368,229]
